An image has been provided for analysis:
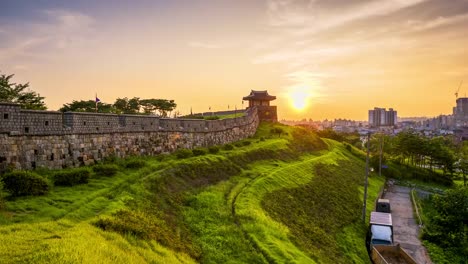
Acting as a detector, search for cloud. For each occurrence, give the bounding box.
[407,13,468,31]
[0,9,95,62]
[0,36,50,60]
[43,9,94,29]
[252,46,355,64]
[188,41,221,49]
[266,0,428,35]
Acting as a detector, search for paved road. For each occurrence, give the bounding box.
[384,185,432,264]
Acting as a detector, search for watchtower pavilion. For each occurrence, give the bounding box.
[243,90,277,122]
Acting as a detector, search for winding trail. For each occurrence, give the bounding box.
[384,185,432,264]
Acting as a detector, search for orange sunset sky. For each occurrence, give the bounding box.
[1,0,468,120]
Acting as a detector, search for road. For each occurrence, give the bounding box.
[384,185,433,264]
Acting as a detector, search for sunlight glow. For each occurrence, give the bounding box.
[289,88,312,111]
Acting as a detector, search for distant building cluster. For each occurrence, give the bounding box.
[368,107,397,128]
[279,96,468,141]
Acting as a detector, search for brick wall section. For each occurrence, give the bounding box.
[0,103,259,170]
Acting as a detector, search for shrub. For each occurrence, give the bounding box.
[208,146,220,154]
[102,155,118,163]
[93,209,188,249]
[2,171,49,196]
[192,148,206,156]
[54,168,90,186]
[92,164,119,177]
[344,143,352,152]
[242,140,251,146]
[94,210,157,239]
[260,137,266,142]
[175,149,192,159]
[234,142,243,147]
[0,181,5,210]
[205,116,220,120]
[124,159,147,169]
[382,165,402,179]
[223,144,234,151]
[271,127,285,137]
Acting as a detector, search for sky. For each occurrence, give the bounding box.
[1,0,468,120]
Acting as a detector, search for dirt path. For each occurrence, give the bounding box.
[384,185,432,264]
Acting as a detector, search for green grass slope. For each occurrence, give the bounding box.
[0,122,384,263]
[233,141,384,263]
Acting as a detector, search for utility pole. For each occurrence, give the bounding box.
[379,133,383,177]
[362,132,371,222]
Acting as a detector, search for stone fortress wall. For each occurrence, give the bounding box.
[0,103,259,170]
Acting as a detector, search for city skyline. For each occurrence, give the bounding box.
[2,0,468,120]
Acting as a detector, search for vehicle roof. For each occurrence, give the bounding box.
[371,225,392,242]
[370,211,392,226]
[378,199,390,203]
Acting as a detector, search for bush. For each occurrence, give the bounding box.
[271,127,285,137]
[223,144,234,151]
[93,209,189,251]
[123,159,147,169]
[102,155,118,163]
[2,171,49,196]
[54,168,90,186]
[344,143,352,152]
[192,148,206,156]
[205,116,220,120]
[382,165,402,179]
[175,149,192,159]
[242,140,251,146]
[92,164,119,177]
[94,210,158,239]
[0,181,5,210]
[208,146,220,154]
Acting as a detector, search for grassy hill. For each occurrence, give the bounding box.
[0,122,385,263]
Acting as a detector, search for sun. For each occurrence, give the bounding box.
[289,89,311,111]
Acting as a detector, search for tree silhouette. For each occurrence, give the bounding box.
[0,73,47,110]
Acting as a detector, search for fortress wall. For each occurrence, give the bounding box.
[63,112,120,134]
[0,104,259,170]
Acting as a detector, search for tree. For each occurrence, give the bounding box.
[113,97,140,114]
[456,141,468,187]
[60,100,115,113]
[270,127,285,137]
[140,99,176,117]
[423,187,468,251]
[0,73,47,110]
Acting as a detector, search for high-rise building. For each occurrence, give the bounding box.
[368,107,397,127]
[453,97,468,127]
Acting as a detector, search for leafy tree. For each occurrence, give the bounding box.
[0,73,47,110]
[60,100,115,113]
[317,128,344,142]
[456,141,468,186]
[140,99,176,117]
[456,159,468,187]
[423,187,468,251]
[113,97,140,114]
[270,127,285,137]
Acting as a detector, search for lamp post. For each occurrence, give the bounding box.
[379,133,384,177]
[362,132,371,222]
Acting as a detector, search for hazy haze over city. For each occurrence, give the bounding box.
[1,0,468,120]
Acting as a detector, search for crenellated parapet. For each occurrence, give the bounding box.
[0,103,260,171]
[0,102,258,136]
